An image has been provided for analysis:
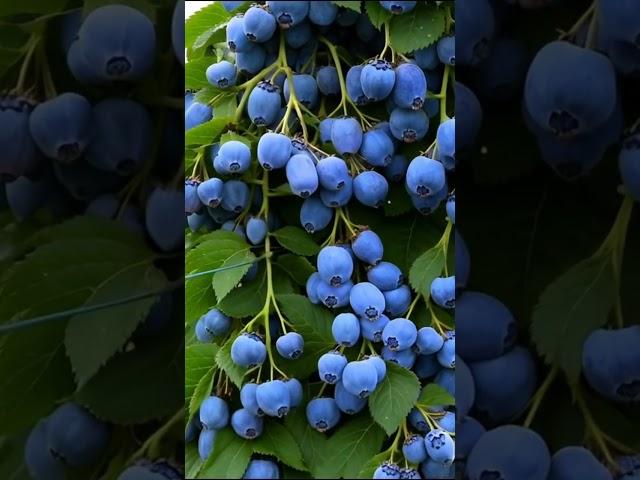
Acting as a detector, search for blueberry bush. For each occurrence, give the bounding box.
[457,0,639,479]
[184,1,456,478]
[0,1,184,478]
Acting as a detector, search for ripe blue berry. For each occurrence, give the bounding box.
[308,1,338,26]
[257,132,290,170]
[0,96,41,178]
[350,282,386,321]
[226,14,252,53]
[306,272,322,304]
[318,351,348,384]
[236,44,267,74]
[334,380,367,414]
[316,156,350,190]
[240,383,263,416]
[195,318,213,343]
[413,353,441,379]
[382,345,417,368]
[413,44,439,70]
[317,280,353,308]
[284,74,319,109]
[446,193,455,223]
[424,429,454,464]
[320,180,353,207]
[346,65,369,105]
[413,327,444,355]
[198,429,216,460]
[29,93,91,163]
[243,6,277,42]
[389,108,429,143]
[382,318,417,351]
[185,179,202,214]
[300,196,333,233]
[331,117,363,154]
[267,1,310,28]
[436,411,456,432]
[393,63,427,110]
[256,380,291,417]
[206,60,237,88]
[379,1,417,14]
[364,355,387,383]
[548,446,612,480]
[202,308,231,337]
[436,35,455,65]
[197,178,224,208]
[24,419,65,480]
[332,313,361,347]
[318,245,354,286]
[284,378,303,408]
[436,118,455,170]
[200,396,230,430]
[420,460,454,479]
[284,21,312,49]
[214,140,251,175]
[409,178,448,215]
[286,153,319,198]
[316,66,340,96]
[145,186,183,252]
[360,314,390,343]
[383,284,412,316]
[276,332,304,359]
[406,156,446,198]
[185,101,212,130]
[319,118,334,143]
[373,461,401,479]
[246,217,268,245]
[342,360,378,398]
[408,408,429,432]
[456,416,485,460]
[221,180,250,213]
[457,357,475,418]
[437,332,455,368]
[352,230,384,265]
[430,276,455,309]
[403,434,427,464]
[248,81,282,127]
[619,134,640,203]
[306,397,341,432]
[360,59,396,102]
[231,333,267,368]
[243,459,280,479]
[359,130,395,167]
[367,262,404,291]
[231,408,264,439]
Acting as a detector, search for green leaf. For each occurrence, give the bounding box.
[65,262,167,387]
[189,365,216,420]
[215,332,247,388]
[185,1,230,49]
[417,383,455,409]
[76,339,182,424]
[186,118,231,147]
[83,0,156,21]
[284,410,329,478]
[192,23,227,50]
[186,443,203,479]
[198,428,253,479]
[276,254,315,286]
[217,269,267,318]
[186,57,214,90]
[252,420,307,471]
[383,183,413,217]
[357,451,392,479]
[365,1,392,29]
[319,415,386,478]
[0,0,67,17]
[530,256,615,384]
[185,344,218,414]
[368,361,421,435]
[388,3,446,54]
[220,131,253,150]
[408,245,445,298]
[331,1,362,12]
[272,227,320,256]
[212,249,256,302]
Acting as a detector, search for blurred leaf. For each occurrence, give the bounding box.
[389,3,445,54]
[0,0,67,17]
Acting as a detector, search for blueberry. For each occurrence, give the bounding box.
[379,1,417,14]
[455,82,483,154]
[0,96,41,178]
[237,44,268,74]
[221,180,250,213]
[413,327,444,355]
[320,179,353,207]
[419,460,454,479]
[619,133,640,202]
[318,351,348,384]
[231,408,264,439]
[301,195,334,233]
[436,411,456,433]
[436,332,455,369]
[349,282,385,321]
[334,380,367,414]
[434,367,455,398]
[413,353,441,379]
[413,44,439,70]
[331,117,363,154]
[355,14,376,42]
[200,396,230,430]
[231,332,267,368]
[249,82,282,127]
[467,425,550,480]
[197,429,216,460]
[286,153,319,198]
[351,231,383,266]
[446,193,455,223]
[185,101,213,130]
[408,408,429,432]
[306,397,341,432]
[316,156,350,191]
[222,1,244,12]
[430,276,455,309]
[361,59,396,101]
[456,0,494,66]
[424,429,454,464]
[197,178,224,208]
[582,326,640,402]
[367,262,404,291]
[284,74,319,109]
[336,8,359,26]
[195,318,213,342]
[373,461,401,479]
[256,380,291,417]
[317,245,354,287]
[342,360,378,398]
[145,186,183,251]
[469,346,537,423]
[88,98,152,175]
[332,312,361,347]
[457,357,475,418]
[267,1,310,28]
[406,156,446,198]
[243,6,277,42]
[308,1,338,26]
[243,459,280,479]
[317,280,353,308]
[24,419,65,480]
[389,108,429,143]
[399,467,421,479]
[383,284,412,316]
[346,65,369,106]
[29,93,91,163]
[455,230,470,291]
[403,434,427,464]
[275,332,304,359]
[171,0,184,65]
[319,118,334,144]
[353,171,389,208]
[283,378,303,408]
[284,21,312,49]
[382,345,417,368]
[222,220,247,239]
[206,60,237,88]
[456,291,517,361]
[202,308,231,337]
[548,446,612,480]
[456,416,485,460]
[246,217,268,245]
[256,133,288,171]
[316,66,340,96]
[382,318,417,351]
[364,355,387,383]
[360,314,390,342]
[359,130,395,167]
[392,63,427,110]
[227,14,252,53]
[74,5,156,83]
[436,35,455,65]
[240,383,263,416]
[185,179,202,215]
[47,403,110,467]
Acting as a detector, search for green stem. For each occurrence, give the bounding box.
[127,408,184,463]
[439,65,451,124]
[575,390,618,469]
[523,366,558,428]
[16,35,39,92]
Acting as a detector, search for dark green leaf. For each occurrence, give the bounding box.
[272,227,320,256]
[357,451,392,479]
[185,344,218,415]
[365,1,391,29]
[0,0,67,17]
[331,1,362,12]
[185,1,230,49]
[186,443,203,479]
[212,249,256,302]
[417,383,455,409]
[284,410,329,478]
[189,365,216,420]
[389,3,446,54]
[198,428,253,479]
[186,118,232,147]
[217,269,267,318]
[83,0,156,21]
[383,183,413,217]
[409,245,445,298]
[252,420,306,471]
[276,254,316,286]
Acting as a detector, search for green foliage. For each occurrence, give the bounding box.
[388,3,446,54]
[272,227,321,256]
